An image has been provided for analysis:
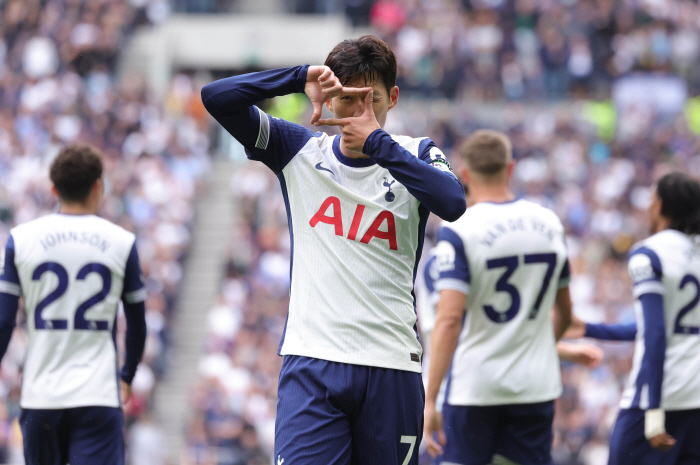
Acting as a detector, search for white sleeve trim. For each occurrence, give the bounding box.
[123,287,147,304]
[0,281,20,296]
[633,281,665,298]
[435,278,470,296]
[255,107,270,150]
[558,276,571,289]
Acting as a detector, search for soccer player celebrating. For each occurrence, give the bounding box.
[424,130,572,465]
[565,172,700,465]
[0,144,147,465]
[202,35,466,464]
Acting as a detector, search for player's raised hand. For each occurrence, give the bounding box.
[315,89,381,153]
[424,401,446,458]
[649,432,676,451]
[305,66,371,125]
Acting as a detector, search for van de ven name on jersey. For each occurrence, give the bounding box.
[480,217,558,248]
[39,231,110,252]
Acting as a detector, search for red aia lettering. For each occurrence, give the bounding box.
[347,205,365,241]
[309,196,343,236]
[360,211,398,250]
[310,197,397,250]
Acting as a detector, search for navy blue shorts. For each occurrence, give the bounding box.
[437,401,555,465]
[608,408,700,465]
[20,406,124,465]
[274,355,425,465]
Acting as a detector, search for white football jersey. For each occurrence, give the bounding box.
[249,113,456,373]
[0,214,146,409]
[620,230,700,411]
[435,199,570,405]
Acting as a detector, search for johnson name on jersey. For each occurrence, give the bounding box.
[621,229,700,411]
[0,214,146,409]
[435,199,570,405]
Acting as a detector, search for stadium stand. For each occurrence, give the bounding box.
[4,0,700,464]
[0,0,209,462]
[188,1,700,460]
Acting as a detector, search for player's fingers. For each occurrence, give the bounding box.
[339,86,373,95]
[363,89,375,113]
[317,66,332,82]
[425,437,443,458]
[438,428,447,446]
[322,82,343,96]
[661,434,676,450]
[320,74,339,88]
[309,102,323,125]
[315,118,349,127]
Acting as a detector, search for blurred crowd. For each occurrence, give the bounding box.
[0,0,209,463]
[178,0,700,101]
[3,0,700,465]
[190,58,700,465]
[191,95,699,465]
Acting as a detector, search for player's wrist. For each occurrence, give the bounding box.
[645,408,665,439]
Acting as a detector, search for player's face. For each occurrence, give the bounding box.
[326,77,398,128]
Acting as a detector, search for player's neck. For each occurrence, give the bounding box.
[470,185,515,204]
[58,202,96,216]
[339,138,370,160]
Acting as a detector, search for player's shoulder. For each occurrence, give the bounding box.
[388,134,436,157]
[13,214,135,243]
[630,230,691,265]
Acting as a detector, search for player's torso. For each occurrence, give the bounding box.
[278,134,426,373]
[626,231,700,410]
[447,200,566,405]
[12,214,134,409]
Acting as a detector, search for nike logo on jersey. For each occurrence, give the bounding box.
[315,162,334,176]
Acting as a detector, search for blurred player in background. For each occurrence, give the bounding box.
[0,144,147,465]
[201,35,466,464]
[424,130,573,465]
[565,172,700,465]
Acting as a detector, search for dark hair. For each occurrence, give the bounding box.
[50,144,103,203]
[656,172,700,235]
[324,35,397,93]
[459,130,512,176]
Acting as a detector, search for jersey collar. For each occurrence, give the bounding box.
[332,136,376,168]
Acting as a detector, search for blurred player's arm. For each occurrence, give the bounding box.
[563,314,637,341]
[555,342,603,369]
[0,236,20,361]
[627,248,674,450]
[362,130,467,221]
[552,259,573,340]
[425,289,465,458]
[423,226,470,457]
[120,242,148,402]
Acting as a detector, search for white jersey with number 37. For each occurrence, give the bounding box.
[435,199,570,406]
[0,214,146,409]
